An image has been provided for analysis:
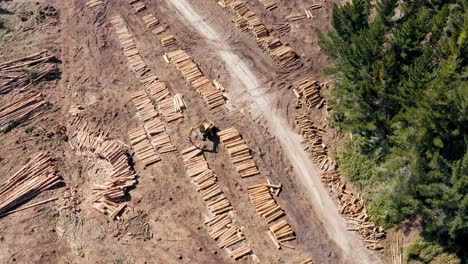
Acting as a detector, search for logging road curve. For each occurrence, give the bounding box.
[166,0,380,263]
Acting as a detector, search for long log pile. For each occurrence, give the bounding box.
[258,0,278,11]
[217,0,300,68]
[0,153,62,216]
[293,113,386,250]
[68,121,137,219]
[0,50,57,94]
[167,50,225,109]
[217,128,260,178]
[110,15,149,77]
[182,146,253,260]
[0,91,47,133]
[293,77,325,109]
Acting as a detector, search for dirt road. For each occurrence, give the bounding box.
[166,0,380,263]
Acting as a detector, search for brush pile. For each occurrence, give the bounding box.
[0,50,57,94]
[182,146,253,259]
[0,91,47,133]
[0,153,62,216]
[293,113,386,250]
[217,128,260,178]
[167,50,225,109]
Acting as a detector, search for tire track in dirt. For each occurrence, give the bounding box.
[165,0,380,263]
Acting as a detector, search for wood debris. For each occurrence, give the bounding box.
[218,128,260,178]
[141,14,159,28]
[68,122,137,219]
[152,26,178,48]
[182,146,253,259]
[85,0,104,9]
[220,1,300,68]
[0,153,62,216]
[293,113,386,250]
[293,77,326,109]
[0,91,47,133]
[0,50,57,94]
[167,50,225,109]
[128,127,161,166]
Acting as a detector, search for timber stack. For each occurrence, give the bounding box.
[128,127,161,166]
[0,153,62,216]
[217,128,260,178]
[293,113,386,250]
[167,50,225,109]
[273,23,291,36]
[158,97,184,122]
[131,1,146,13]
[182,146,254,260]
[0,50,57,94]
[258,0,277,11]
[141,13,159,28]
[68,121,137,219]
[152,26,178,49]
[0,91,47,133]
[293,77,325,109]
[218,0,300,68]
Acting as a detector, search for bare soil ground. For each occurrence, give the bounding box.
[0,0,382,263]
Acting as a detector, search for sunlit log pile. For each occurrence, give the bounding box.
[0,50,57,94]
[182,146,253,260]
[128,127,161,166]
[68,120,137,219]
[217,128,260,178]
[217,0,300,68]
[167,50,225,109]
[0,153,62,216]
[141,13,159,28]
[85,0,104,9]
[152,26,178,48]
[293,77,327,109]
[294,113,386,250]
[258,0,277,11]
[0,91,47,133]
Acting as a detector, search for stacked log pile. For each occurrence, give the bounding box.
[286,13,307,21]
[293,77,325,109]
[217,128,260,178]
[85,0,104,9]
[258,0,277,11]
[273,23,291,36]
[130,91,177,154]
[132,1,146,13]
[141,13,159,28]
[218,0,300,68]
[68,122,137,219]
[128,127,161,166]
[0,153,62,216]
[167,50,225,109]
[182,146,253,259]
[158,97,183,122]
[293,113,386,250]
[0,50,57,94]
[110,15,149,77]
[268,220,296,247]
[0,91,47,132]
[145,78,171,102]
[152,26,178,48]
[173,93,186,113]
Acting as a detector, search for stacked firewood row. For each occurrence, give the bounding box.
[130,90,177,154]
[293,113,386,250]
[218,0,300,68]
[0,153,62,216]
[152,26,178,48]
[217,128,260,178]
[182,146,253,260]
[293,77,326,109]
[0,91,47,133]
[128,127,161,166]
[167,50,225,109]
[68,122,137,219]
[258,0,278,11]
[0,50,57,94]
[110,15,149,77]
[85,0,103,9]
[141,13,159,28]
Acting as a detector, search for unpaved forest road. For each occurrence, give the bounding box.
[167,0,380,263]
